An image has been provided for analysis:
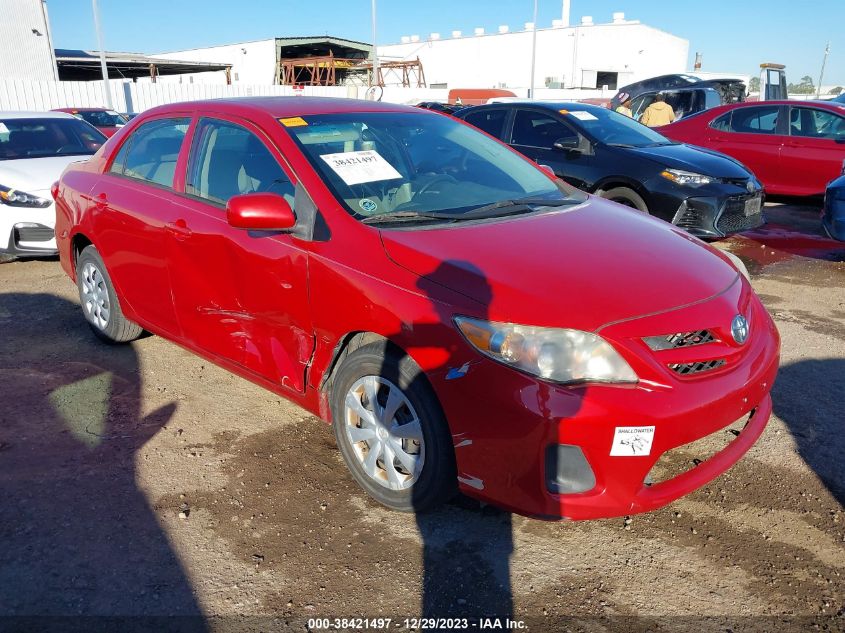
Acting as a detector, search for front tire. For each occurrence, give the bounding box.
[599,186,650,213]
[331,342,457,512]
[76,245,143,343]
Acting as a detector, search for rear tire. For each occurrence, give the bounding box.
[76,245,143,343]
[599,187,650,214]
[331,342,457,513]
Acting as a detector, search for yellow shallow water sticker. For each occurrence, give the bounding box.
[279,116,308,127]
[559,109,569,115]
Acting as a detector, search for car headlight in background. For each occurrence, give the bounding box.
[455,316,638,384]
[0,184,51,208]
[660,169,713,186]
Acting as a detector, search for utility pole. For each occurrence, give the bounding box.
[816,42,830,100]
[91,0,113,109]
[528,0,538,98]
[370,0,379,89]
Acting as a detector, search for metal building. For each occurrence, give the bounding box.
[0,0,58,80]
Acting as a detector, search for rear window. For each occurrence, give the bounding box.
[0,117,106,160]
[74,110,127,128]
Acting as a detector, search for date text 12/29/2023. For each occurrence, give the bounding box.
[307,618,527,630]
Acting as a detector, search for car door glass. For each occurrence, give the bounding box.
[710,112,732,132]
[462,109,508,138]
[511,110,576,149]
[630,94,653,120]
[790,108,845,140]
[729,106,780,135]
[111,118,190,187]
[186,119,295,207]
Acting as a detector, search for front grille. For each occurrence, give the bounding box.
[716,195,764,235]
[645,413,750,485]
[644,329,715,351]
[14,226,55,243]
[668,359,726,376]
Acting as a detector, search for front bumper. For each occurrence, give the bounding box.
[0,197,58,256]
[646,178,765,239]
[430,278,780,520]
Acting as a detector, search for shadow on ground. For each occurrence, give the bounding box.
[0,292,205,631]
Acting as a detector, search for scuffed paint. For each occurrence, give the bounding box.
[452,432,473,448]
[457,474,485,490]
[445,361,471,380]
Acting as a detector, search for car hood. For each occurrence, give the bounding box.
[381,197,740,331]
[0,155,90,192]
[622,143,751,179]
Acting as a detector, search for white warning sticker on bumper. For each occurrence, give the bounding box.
[610,426,656,456]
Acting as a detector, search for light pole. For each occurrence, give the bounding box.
[371,0,380,89]
[816,42,830,100]
[91,0,113,109]
[528,0,538,98]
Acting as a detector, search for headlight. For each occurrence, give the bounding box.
[0,185,51,208]
[455,316,638,385]
[660,169,713,186]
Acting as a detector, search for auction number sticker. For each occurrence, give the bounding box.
[610,426,655,456]
[320,150,402,186]
[567,111,599,121]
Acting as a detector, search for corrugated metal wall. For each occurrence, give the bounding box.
[0,79,450,112]
[0,0,58,81]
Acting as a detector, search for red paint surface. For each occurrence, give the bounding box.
[55,98,780,519]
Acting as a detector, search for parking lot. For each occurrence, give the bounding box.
[0,199,842,631]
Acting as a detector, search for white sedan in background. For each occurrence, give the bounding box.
[0,111,106,257]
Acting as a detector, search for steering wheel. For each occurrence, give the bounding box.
[416,174,458,196]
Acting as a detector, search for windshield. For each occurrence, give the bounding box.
[0,117,107,160]
[75,110,127,128]
[568,107,676,147]
[283,111,584,222]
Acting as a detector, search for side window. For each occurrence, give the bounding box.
[511,110,577,149]
[186,118,294,206]
[462,109,508,139]
[630,94,654,121]
[710,112,732,132]
[729,106,780,135]
[789,108,845,140]
[112,117,189,187]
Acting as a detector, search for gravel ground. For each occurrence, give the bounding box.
[0,201,843,633]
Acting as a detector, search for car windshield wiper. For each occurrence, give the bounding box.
[456,197,580,220]
[360,211,458,225]
[361,197,579,225]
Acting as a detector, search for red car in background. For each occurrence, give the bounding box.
[661,100,845,196]
[54,97,779,520]
[53,108,128,138]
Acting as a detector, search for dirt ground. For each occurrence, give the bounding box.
[1,201,843,633]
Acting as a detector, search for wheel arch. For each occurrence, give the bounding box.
[70,232,94,279]
[592,176,652,204]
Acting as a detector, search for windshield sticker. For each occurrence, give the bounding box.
[610,426,655,456]
[359,198,378,214]
[320,150,402,186]
[0,123,8,134]
[279,116,308,127]
[567,111,599,121]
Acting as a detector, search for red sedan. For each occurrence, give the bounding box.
[661,100,845,196]
[54,98,779,520]
[53,107,128,138]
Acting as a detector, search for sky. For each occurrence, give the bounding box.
[47,0,845,86]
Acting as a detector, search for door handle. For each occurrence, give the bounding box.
[85,192,109,209]
[165,219,192,240]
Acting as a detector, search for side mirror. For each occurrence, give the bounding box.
[226,193,296,231]
[553,137,581,152]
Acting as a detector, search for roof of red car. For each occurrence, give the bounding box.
[711,100,845,111]
[140,97,419,119]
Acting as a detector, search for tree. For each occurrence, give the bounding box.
[830,86,843,95]
[788,76,815,95]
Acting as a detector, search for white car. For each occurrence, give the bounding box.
[0,111,106,257]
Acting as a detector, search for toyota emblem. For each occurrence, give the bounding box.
[731,314,749,344]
